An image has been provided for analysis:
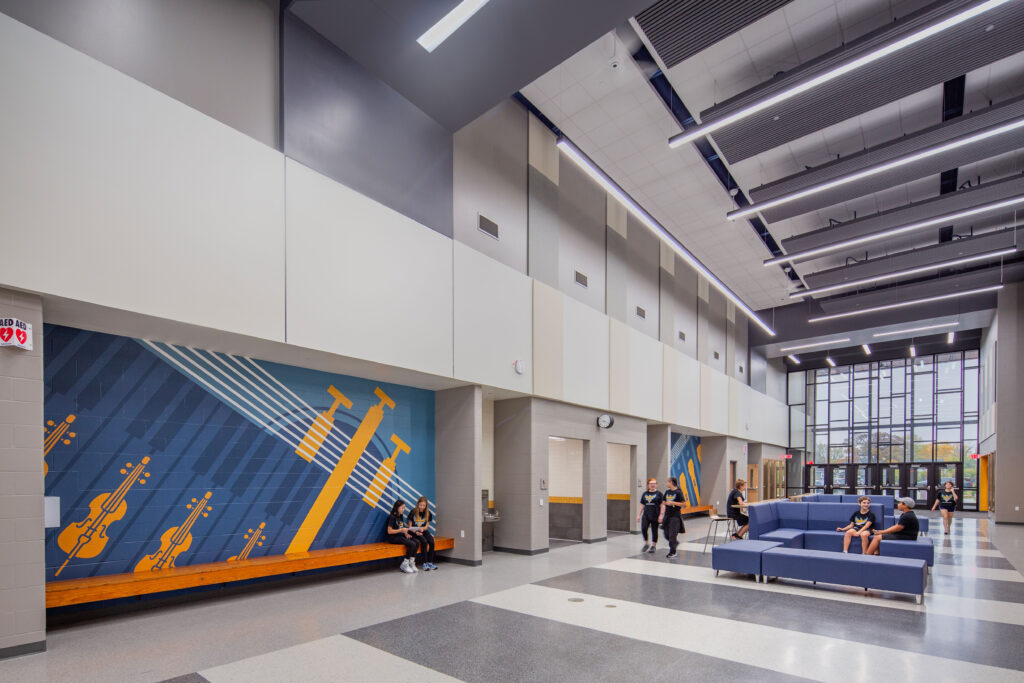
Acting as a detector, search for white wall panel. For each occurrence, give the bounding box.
[533,281,564,400]
[628,327,663,421]
[454,242,532,392]
[609,319,631,415]
[0,14,285,341]
[606,442,631,495]
[548,437,584,498]
[700,365,730,435]
[663,346,701,430]
[563,294,609,410]
[285,159,453,377]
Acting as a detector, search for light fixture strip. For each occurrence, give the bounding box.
[555,138,776,336]
[826,357,837,367]
[948,331,956,343]
[732,118,1024,221]
[767,198,1024,266]
[787,354,801,364]
[789,246,1018,297]
[667,0,1013,149]
[862,344,871,355]
[872,322,960,337]
[779,338,851,352]
[909,345,917,358]
[416,0,490,52]
[808,285,1003,323]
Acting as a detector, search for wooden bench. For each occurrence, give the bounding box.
[47,537,455,608]
[680,505,714,516]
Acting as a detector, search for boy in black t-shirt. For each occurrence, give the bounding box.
[865,497,920,555]
[635,478,663,553]
[835,495,875,553]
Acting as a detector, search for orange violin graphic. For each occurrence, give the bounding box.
[134,492,212,573]
[55,457,151,577]
[43,414,78,476]
[227,521,267,562]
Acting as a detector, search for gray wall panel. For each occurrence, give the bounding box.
[0,0,279,147]
[626,213,660,339]
[453,99,529,271]
[283,13,453,236]
[557,160,607,312]
[606,227,629,324]
[527,167,561,289]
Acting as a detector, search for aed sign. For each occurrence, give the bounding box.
[0,317,32,350]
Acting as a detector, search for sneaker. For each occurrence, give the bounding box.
[424,562,437,570]
[647,545,657,553]
[410,561,419,572]
[642,542,650,552]
[399,559,415,574]
[666,552,678,559]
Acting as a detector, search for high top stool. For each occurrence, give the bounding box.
[703,514,738,553]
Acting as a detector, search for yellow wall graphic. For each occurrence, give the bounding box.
[56,456,151,577]
[363,435,410,508]
[43,414,77,476]
[295,385,353,463]
[228,522,267,562]
[287,387,395,554]
[135,492,213,572]
[687,459,701,505]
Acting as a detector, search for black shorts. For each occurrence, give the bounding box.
[729,513,749,526]
[940,503,956,512]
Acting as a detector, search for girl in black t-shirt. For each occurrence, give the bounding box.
[386,499,419,574]
[931,480,958,534]
[408,496,437,571]
[635,478,663,553]
[660,477,686,559]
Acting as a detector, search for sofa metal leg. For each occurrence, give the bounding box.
[715,569,719,576]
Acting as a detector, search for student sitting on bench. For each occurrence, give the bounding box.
[865,497,919,556]
[836,495,875,553]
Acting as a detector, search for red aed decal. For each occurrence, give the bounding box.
[0,327,12,343]
[15,328,27,345]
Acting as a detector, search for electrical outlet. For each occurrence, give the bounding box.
[460,530,465,538]
[1016,506,1020,512]
[539,499,544,506]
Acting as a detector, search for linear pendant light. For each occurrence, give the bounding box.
[873,322,959,337]
[948,331,956,343]
[730,117,1024,221]
[555,138,776,336]
[787,354,801,364]
[417,0,490,52]
[766,197,1024,266]
[779,338,850,352]
[667,0,1014,149]
[825,357,837,367]
[862,344,871,355]
[789,247,1018,298]
[808,285,1003,323]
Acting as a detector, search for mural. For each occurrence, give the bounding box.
[43,324,435,581]
[670,433,701,506]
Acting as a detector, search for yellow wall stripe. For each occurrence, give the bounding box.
[549,496,583,504]
[606,493,631,500]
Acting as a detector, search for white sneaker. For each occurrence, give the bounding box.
[399,559,414,574]
[410,560,419,572]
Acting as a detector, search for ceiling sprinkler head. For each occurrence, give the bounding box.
[729,187,740,197]
[609,57,621,70]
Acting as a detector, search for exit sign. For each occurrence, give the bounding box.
[0,317,32,350]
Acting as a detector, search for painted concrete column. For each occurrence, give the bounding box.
[0,288,45,659]
[581,439,607,543]
[699,436,747,515]
[493,397,545,553]
[435,386,482,565]
[995,283,1024,523]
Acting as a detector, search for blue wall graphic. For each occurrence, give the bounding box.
[43,324,435,581]
[670,433,701,506]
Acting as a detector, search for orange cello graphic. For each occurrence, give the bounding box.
[362,435,410,508]
[43,414,77,477]
[134,492,212,573]
[227,522,267,562]
[55,456,151,577]
[295,385,352,462]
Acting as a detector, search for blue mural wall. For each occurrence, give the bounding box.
[670,433,702,506]
[43,324,435,581]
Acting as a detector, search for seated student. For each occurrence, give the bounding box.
[385,499,419,574]
[865,497,920,556]
[726,479,749,540]
[835,495,875,553]
[408,495,437,571]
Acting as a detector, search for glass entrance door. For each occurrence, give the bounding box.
[808,466,826,493]
[879,465,900,498]
[934,463,962,509]
[829,465,850,494]
[906,463,963,508]
[854,465,874,495]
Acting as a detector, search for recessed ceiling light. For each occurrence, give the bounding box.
[666,0,1014,149]
[808,285,1003,323]
[555,138,776,336]
[788,247,1018,297]
[862,344,871,355]
[779,338,851,352]
[873,322,960,337]
[417,0,491,52]
[731,118,1024,221]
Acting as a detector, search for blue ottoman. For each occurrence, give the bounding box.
[760,528,804,548]
[712,540,783,581]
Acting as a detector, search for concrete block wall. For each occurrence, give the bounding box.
[435,386,483,565]
[0,288,45,657]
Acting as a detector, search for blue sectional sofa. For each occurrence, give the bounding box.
[801,494,928,534]
[748,501,933,566]
[761,547,927,602]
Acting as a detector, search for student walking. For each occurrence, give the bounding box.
[660,477,686,559]
[932,481,958,534]
[636,478,663,553]
[409,496,437,570]
[385,499,419,574]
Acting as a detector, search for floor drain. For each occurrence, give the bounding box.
[604,604,616,608]
[568,597,584,602]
